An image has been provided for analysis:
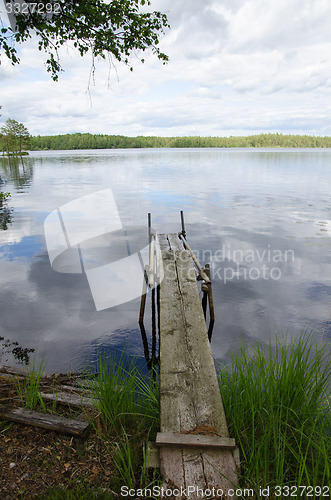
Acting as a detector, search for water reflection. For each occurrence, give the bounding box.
[0,155,35,230]
[0,149,330,373]
[0,198,13,230]
[0,155,34,191]
[0,174,12,231]
[0,336,35,365]
[139,278,159,373]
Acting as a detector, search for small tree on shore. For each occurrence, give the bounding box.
[0,118,31,155]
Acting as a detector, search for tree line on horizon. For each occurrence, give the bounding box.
[29,133,331,150]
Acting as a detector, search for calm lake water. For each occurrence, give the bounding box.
[0,148,330,373]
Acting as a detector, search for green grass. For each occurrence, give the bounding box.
[14,334,329,498]
[84,353,160,490]
[85,353,159,434]
[218,331,330,496]
[16,356,47,411]
[13,353,160,498]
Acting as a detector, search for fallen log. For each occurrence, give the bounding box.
[0,406,89,436]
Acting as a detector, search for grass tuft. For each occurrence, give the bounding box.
[218,331,330,495]
[16,356,46,411]
[84,353,160,490]
[85,353,159,435]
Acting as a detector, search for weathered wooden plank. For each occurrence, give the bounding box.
[159,235,228,436]
[0,373,24,382]
[158,233,239,497]
[60,384,92,394]
[181,450,206,498]
[167,233,184,252]
[172,244,229,437]
[157,233,170,251]
[202,449,239,491]
[160,448,239,500]
[147,441,160,469]
[156,432,236,449]
[159,447,185,498]
[160,448,237,500]
[73,378,95,388]
[159,245,199,432]
[0,365,26,376]
[39,391,94,409]
[149,441,238,479]
[0,406,89,436]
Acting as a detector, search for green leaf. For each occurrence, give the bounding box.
[0,0,170,80]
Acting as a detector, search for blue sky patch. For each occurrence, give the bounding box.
[0,235,45,261]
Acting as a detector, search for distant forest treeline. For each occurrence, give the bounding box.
[29,133,331,150]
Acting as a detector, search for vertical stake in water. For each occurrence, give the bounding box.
[139,265,149,323]
[180,210,186,239]
[148,213,155,288]
[205,264,215,341]
[138,213,158,373]
[148,212,152,245]
[149,212,157,370]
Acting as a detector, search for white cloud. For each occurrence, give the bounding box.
[0,0,331,136]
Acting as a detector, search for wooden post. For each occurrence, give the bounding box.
[139,265,149,323]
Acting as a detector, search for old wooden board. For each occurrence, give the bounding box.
[156,432,236,449]
[157,233,238,499]
[0,406,89,436]
[39,391,94,409]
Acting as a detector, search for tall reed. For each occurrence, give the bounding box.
[86,353,159,435]
[16,356,46,410]
[85,353,160,490]
[218,331,330,495]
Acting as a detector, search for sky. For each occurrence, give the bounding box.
[0,0,331,137]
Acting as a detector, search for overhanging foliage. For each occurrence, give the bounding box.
[1,0,169,80]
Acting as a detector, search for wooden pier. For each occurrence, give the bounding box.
[155,233,239,499]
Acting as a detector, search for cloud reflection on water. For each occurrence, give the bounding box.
[0,149,330,373]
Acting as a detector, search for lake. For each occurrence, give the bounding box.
[0,148,330,374]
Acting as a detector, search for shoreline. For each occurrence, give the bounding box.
[28,132,331,151]
[0,332,329,499]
